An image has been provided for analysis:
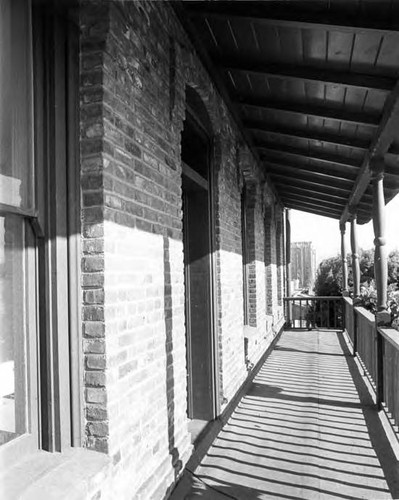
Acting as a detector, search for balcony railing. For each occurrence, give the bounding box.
[284,296,343,330]
[344,297,399,438]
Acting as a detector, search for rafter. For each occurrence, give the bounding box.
[270,174,353,196]
[281,194,344,211]
[245,121,369,150]
[265,162,355,187]
[275,184,349,203]
[341,81,399,224]
[257,144,361,170]
[187,6,399,36]
[280,190,372,211]
[281,192,371,213]
[274,181,373,201]
[237,98,379,128]
[264,159,357,183]
[222,60,394,93]
[283,202,341,220]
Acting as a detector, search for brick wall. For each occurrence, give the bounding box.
[79,1,285,498]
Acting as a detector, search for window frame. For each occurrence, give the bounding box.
[0,0,40,460]
[0,0,82,467]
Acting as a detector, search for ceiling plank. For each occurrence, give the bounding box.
[340,81,399,223]
[246,121,369,150]
[237,98,379,128]
[187,7,399,36]
[222,60,394,92]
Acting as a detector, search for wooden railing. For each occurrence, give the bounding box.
[344,296,355,344]
[356,307,378,388]
[380,328,399,428]
[284,296,343,330]
[343,298,399,434]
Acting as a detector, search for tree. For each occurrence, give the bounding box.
[388,250,399,285]
[313,256,342,296]
[314,248,399,297]
[359,249,374,284]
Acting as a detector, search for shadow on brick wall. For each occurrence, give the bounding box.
[163,235,182,479]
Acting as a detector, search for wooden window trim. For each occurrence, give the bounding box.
[33,1,82,452]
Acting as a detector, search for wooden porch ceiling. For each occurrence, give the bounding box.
[177,0,399,224]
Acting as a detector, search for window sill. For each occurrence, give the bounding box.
[1,447,111,499]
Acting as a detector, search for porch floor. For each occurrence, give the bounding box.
[172,329,399,499]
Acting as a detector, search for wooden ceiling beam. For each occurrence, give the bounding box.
[246,120,369,150]
[237,98,379,128]
[341,81,399,224]
[264,162,355,187]
[284,198,370,218]
[264,159,357,181]
[256,144,361,170]
[279,189,372,212]
[222,60,394,92]
[283,202,341,220]
[188,7,399,36]
[275,181,373,202]
[275,184,349,203]
[281,194,344,211]
[270,173,353,196]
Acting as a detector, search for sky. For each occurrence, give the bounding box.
[290,194,399,265]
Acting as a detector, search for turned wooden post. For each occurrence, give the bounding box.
[285,209,292,326]
[371,159,390,410]
[350,214,360,298]
[340,222,349,295]
[372,162,390,322]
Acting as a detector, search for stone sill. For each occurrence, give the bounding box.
[1,447,111,499]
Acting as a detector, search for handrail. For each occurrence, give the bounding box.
[284,296,342,300]
[284,296,344,330]
[379,327,399,351]
[343,299,399,442]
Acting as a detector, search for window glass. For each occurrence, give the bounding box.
[0,215,27,445]
[0,0,33,211]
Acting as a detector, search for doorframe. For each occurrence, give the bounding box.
[181,108,219,421]
[208,135,220,419]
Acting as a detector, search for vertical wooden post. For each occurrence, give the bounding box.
[340,222,349,295]
[371,159,390,410]
[372,164,389,319]
[285,209,292,326]
[350,214,360,298]
[350,214,360,357]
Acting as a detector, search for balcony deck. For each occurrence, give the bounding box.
[173,329,399,499]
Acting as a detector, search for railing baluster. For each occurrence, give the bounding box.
[333,300,337,328]
[299,299,303,328]
[377,329,384,410]
[328,299,331,328]
[313,299,317,328]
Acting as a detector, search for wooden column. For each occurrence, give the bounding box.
[371,160,390,410]
[350,214,360,298]
[285,209,292,326]
[340,222,349,295]
[372,163,390,324]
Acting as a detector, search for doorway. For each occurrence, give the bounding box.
[181,101,216,442]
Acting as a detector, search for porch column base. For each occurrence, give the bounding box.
[376,310,391,327]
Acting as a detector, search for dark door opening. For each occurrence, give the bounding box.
[181,110,215,433]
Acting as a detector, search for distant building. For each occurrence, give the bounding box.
[291,242,317,291]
